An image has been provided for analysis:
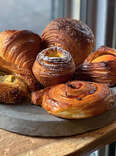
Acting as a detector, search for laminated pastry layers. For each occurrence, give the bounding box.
[32,46,75,87]
[42,81,115,119]
[77,46,116,86]
[41,18,95,65]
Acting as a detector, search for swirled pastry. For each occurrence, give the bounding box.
[41,18,95,65]
[0,30,41,91]
[31,87,51,105]
[32,46,75,87]
[42,81,114,119]
[77,46,116,86]
[0,75,28,103]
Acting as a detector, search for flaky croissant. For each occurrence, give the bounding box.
[42,81,114,119]
[41,18,95,65]
[77,46,116,86]
[0,30,41,91]
[0,75,28,103]
[32,46,75,87]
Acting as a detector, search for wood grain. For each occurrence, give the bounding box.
[0,120,116,156]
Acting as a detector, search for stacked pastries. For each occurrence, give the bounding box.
[0,18,115,120]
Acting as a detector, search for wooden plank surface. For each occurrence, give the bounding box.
[0,120,116,156]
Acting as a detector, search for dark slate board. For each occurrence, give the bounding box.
[0,88,116,137]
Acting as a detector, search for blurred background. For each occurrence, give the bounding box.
[0,0,115,155]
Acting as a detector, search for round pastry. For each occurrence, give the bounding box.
[41,18,95,65]
[77,46,116,86]
[42,81,115,119]
[32,46,75,87]
[0,75,28,103]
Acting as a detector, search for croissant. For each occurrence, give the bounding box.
[0,56,39,91]
[32,46,75,87]
[42,81,114,119]
[41,18,95,65]
[0,30,41,91]
[77,46,116,86]
[0,75,28,103]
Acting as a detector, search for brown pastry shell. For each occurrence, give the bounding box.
[32,46,75,87]
[41,18,95,65]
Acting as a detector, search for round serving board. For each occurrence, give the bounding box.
[0,88,116,137]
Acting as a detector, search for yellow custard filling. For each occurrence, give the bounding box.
[47,51,64,58]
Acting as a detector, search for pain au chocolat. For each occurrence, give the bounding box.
[0,30,41,91]
[32,46,75,87]
[41,18,95,65]
[42,81,114,119]
[0,75,28,103]
[77,46,116,86]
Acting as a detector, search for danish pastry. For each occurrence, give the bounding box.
[32,46,75,87]
[77,46,116,86]
[42,81,114,119]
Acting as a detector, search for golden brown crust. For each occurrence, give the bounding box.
[42,81,115,119]
[41,18,95,65]
[77,46,116,86]
[0,30,41,69]
[31,87,51,106]
[32,46,75,87]
[0,30,41,91]
[0,56,39,91]
[0,75,28,103]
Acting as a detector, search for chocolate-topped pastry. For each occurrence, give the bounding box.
[41,18,95,65]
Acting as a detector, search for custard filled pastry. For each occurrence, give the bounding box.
[41,18,95,65]
[0,75,28,103]
[77,46,116,86]
[0,56,38,91]
[32,46,75,87]
[0,30,41,91]
[42,81,114,119]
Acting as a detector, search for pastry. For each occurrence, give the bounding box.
[0,30,41,69]
[32,46,75,87]
[0,56,39,91]
[42,81,114,119]
[0,30,41,91]
[41,18,95,65]
[77,46,116,86]
[31,87,51,105]
[0,75,28,103]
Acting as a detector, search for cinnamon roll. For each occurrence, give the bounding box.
[41,18,95,65]
[42,81,114,119]
[32,46,75,87]
[77,46,116,86]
